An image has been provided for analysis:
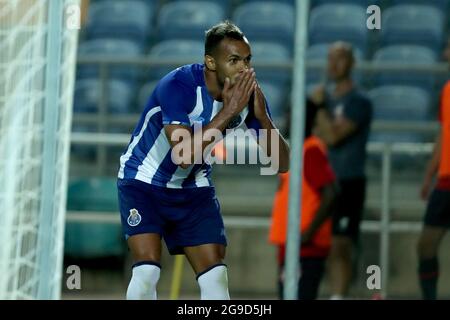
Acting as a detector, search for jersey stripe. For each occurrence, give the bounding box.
[135,128,171,184]
[118,106,161,179]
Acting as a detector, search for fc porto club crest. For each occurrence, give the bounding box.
[226,115,242,129]
[127,208,142,227]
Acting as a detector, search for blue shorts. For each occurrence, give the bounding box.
[117,179,227,255]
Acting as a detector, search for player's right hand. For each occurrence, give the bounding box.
[222,69,256,117]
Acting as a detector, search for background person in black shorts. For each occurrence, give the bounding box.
[416,37,450,300]
[310,41,373,299]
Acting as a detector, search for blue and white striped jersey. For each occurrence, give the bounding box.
[118,63,268,188]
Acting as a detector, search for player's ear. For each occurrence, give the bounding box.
[205,55,216,71]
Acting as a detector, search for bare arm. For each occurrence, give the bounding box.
[420,129,442,200]
[165,69,256,169]
[302,182,338,244]
[164,110,237,169]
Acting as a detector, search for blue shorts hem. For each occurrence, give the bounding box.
[167,240,228,256]
[124,228,163,240]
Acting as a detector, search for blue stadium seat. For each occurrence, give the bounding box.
[368,85,431,144]
[372,45,437,90]
[232,2,295,49]
[259,81,286,117]
[309,4,368,55]
[172,0,232,14]
[259,81,287,132]
[305,43,364,86]
[369,132,427,144]
[391,0,449,11]
[157,1,225,41]
[250,41,291,86]
[86,0,153,44]
[74,79,135,114]
[137,81,159,110]
[311,0,380,7]
[147,39,204,80]
[305,44,331,86]
[368,85,431,122]
[65,178,124,258]
[381,5,444,52]
[368,130,429,168]
[77,39,143,82]
[244,0,295,4]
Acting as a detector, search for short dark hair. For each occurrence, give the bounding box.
[204,21,245,56]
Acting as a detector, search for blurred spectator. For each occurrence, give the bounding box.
[417,37,450,300]
[269,99,337,300]
[311,41,372,299]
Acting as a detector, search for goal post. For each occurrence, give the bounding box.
[0,0,79,299]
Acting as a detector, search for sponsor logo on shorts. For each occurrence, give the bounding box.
[127,208,142,227]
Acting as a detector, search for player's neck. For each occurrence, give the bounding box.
[204,68,223,101]
[333,78,353,97]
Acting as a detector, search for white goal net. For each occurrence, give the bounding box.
[0,0,79,299]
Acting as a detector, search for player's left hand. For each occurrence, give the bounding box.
[253,82,269,121]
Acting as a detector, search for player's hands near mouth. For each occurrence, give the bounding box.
[222,68,256,118]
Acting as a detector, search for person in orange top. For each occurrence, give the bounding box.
[417,37,450,300]
[269,99,337,300]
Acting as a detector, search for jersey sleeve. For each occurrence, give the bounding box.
[157,78,196,126]
[303,145,336,190]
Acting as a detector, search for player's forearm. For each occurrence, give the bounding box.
[256,114,290,173]
[185,107,236,167]
[306,183,337,236]
[207,107,237,132]
[173,104,245,168]
[424,132,441,181]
